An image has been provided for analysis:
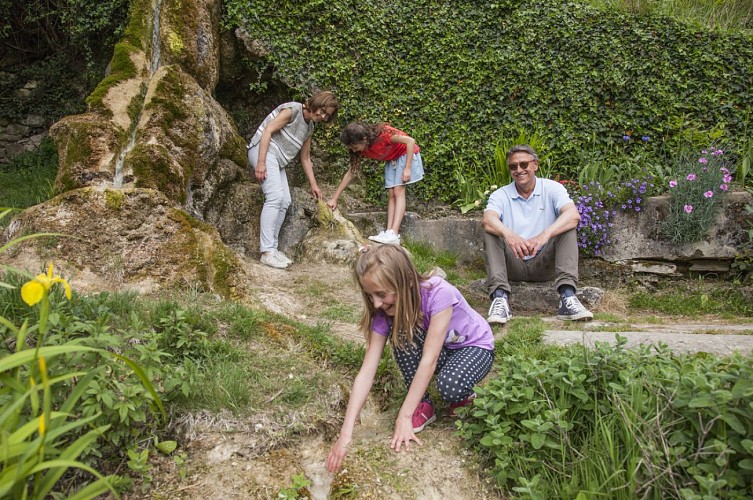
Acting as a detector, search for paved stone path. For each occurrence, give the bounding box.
[542,322,753,356]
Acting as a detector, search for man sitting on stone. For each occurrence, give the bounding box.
[481,144,593,324]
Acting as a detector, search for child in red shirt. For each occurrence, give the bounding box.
[327,122,425,245]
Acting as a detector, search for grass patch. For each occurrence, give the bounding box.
[586,0,753,32]
[0,138,58,215]
[629,282,753,317]
[321,303,360,322]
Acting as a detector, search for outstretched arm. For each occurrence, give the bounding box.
[299,137,322,199]
[327,332,388,473]
[390,307,451,452]
[327,157,360,210]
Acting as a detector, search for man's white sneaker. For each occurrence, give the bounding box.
[369,229,401,245]
[557,295,593,321]
[274,250,293,266]
[260,252,289,269]
[487,296,512,324]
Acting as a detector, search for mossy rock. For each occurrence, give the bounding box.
[49,113,122,193]
[0,187,247,298]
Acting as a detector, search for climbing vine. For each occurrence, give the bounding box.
[223,0,753,202]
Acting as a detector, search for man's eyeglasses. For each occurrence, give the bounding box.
[507,161,534,171]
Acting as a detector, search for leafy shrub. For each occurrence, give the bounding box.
[661,147,730,244]
[458,337,753,498]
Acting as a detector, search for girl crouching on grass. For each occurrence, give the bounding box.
[327,122,424,245]
[326,245,495,473]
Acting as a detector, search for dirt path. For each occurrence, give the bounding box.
[142,257,500,499]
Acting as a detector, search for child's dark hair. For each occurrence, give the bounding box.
[354,244,426,349]
[305,91,339,123]
[340,122,386,149]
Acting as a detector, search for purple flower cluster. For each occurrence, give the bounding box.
[568,175,656,256]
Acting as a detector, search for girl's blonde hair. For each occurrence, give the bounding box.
[354,245,426,350]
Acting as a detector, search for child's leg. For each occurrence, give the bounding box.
[387,185,407,234]
[391,327,447,403]
[435,347,494,403]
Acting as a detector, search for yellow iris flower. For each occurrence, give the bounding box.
[20,263,72,306]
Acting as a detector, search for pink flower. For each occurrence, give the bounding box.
[684,204,694,213]
[720,167,730,174]
[669,180,678,188]
[720,184,729,191]
[698,157,708,164]
[712,149,724,156]
[704,191,713,198]
[723,174,732,183]
[686,173,697,181]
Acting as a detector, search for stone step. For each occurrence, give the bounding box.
[542,329,753,357]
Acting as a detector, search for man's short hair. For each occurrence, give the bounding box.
[506,145,539,162]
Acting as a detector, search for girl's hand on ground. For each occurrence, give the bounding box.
[326,198,338,210]
[326,435,351,473]
[255,164,267,182]
[390,416,421,452]
[402,168,411,183]
[311,185,323,200]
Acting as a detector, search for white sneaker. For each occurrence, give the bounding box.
[369,229,401,245]
[368,230,387,242]
[274,250,293,266]
[260,252,289,269]
[487,296,512,324]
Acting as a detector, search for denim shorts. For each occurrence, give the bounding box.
[383,152,424,189]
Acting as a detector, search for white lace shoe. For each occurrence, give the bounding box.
[260,252,289,269]
[369,229,401,245]
[557,295,593,321]
[368,230,387,242]
[274,250,293,266]
[487,296,512,324]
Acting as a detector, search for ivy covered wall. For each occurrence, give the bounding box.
[223,0,753,202]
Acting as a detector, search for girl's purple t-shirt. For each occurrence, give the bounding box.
[370,276,494,351]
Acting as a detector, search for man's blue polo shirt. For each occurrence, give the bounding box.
[484,177,573,240]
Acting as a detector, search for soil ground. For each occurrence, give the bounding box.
[139,256,753,500]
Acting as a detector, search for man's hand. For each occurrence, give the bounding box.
[506,232,537,259]
[310,184,323,200]
[525,233,550,257]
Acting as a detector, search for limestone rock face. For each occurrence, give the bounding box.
[48,114,121,191]
[1,188,245,297]
[298,199,368,266]
[18,0,254,293]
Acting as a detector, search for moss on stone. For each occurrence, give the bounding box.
[180,210,243,299]
[130,143,186,203]
[146,69,188,127]
[104,189,125,210]
[86,43,140,113]
[167,30,185,56]
[220,133,248,167]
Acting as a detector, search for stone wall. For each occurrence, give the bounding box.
[0,88,48,164]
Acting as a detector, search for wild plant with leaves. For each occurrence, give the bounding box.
[0,210,163,499]
[662,147,730,244]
